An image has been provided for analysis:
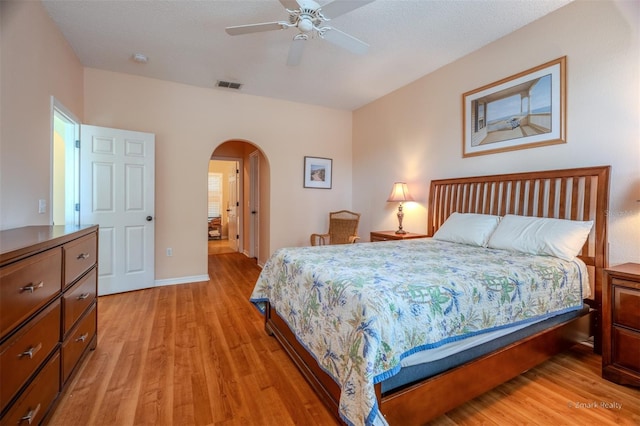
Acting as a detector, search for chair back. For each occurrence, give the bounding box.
[328,210,360,244]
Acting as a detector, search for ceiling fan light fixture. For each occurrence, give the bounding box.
[297,16,314,33]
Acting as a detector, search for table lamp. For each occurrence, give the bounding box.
[387,182,413,234]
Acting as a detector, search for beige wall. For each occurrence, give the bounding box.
[0,0,84,228]
[353,0,640,265]
[84,68,352,280]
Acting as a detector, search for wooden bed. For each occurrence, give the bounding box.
[263,166,610,425]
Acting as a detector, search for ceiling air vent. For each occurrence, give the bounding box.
[216,80,242,90]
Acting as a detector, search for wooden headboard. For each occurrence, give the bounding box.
[427,166,610,347]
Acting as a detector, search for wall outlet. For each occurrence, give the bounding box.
[38,199,46,214]
[166,248,173,257]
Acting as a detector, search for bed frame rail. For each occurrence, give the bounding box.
[380,312,594,425]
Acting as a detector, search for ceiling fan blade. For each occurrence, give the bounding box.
[226,22,287,36]
[320,0,375,19]
[287,37,306,66]
[321,27,369,55]
[279,0,300,10]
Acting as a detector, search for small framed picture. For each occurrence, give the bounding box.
[303,156,332,189]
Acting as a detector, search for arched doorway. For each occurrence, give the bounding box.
[207,139,269,265]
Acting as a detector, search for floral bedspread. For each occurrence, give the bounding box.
[250,239,588,426]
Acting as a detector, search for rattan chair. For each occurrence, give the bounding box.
[310,210,361,246]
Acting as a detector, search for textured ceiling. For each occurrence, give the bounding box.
[41,0,572,111]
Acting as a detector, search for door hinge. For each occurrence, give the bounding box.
[236,234,240,240]
[75,140,80,148]
[75,203,80,212]
[236,201,239,207]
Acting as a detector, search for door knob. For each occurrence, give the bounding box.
[146,216,153,221]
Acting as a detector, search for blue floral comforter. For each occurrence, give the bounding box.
[250,238,588,426]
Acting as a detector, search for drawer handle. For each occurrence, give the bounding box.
[18,342,42,360]
[19,403,41,425]
[77,293,91,300]
[19,281,44,293]
[77,252,91,260]
[76,332,89,343]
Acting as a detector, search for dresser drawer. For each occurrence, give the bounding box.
[0,350,60,426]
[612,284,640,330]
[62,304,96,384]
[63,233,97,288]
[63,267,97,335]
[612,327,640,372]
[0,248,62,339]
[0,300,60,412]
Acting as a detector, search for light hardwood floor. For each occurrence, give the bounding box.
[49,253,639,426]
[208,239,236,255]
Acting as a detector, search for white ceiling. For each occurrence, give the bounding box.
[41,0,572,111]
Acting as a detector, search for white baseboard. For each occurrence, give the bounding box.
[154,274,210,287]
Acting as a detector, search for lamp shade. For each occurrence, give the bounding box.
[387,182,413,202]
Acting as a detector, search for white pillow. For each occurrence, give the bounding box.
[432,212,502,247]
[487,214,593,261]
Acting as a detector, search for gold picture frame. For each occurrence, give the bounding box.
[462,57,566,157]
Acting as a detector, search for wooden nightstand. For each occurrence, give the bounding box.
[370,230,428,242]
[602,263,640,387]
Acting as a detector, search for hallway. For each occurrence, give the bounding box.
[208,238,236,255]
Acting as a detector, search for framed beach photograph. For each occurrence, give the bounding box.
[462,57,566,157]
[303,156,332,189]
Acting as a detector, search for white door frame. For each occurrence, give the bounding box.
[50,97,80,226]
[249,151,260,259]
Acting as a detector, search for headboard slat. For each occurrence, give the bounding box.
[536,180,546,217]
[571,178,580,220]
[490,182,499,215]
[548,179,557,218]
[559,178,568,218]
[515,181,524,215]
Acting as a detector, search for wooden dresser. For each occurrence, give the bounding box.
[602,263,640,387]
[0,225,98,424]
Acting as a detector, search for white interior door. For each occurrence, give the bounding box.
[80,125,155,295]
[227,162,239,251]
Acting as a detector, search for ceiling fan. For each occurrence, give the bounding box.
[225,0,375,66]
